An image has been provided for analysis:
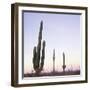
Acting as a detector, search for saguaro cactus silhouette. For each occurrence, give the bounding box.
[62,52,66,72]
[53,49,55,73]
[32,21,46,74]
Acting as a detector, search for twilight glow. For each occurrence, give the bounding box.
[23,11,81,74]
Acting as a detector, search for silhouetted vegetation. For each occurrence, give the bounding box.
[24,70,80,77]
[32,21,46,75]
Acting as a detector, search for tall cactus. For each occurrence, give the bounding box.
[32,21,46,74]
[62,52,66,72]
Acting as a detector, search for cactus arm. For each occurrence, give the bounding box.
[33,46,37,70]
[40,40,45,70]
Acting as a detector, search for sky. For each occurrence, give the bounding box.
[23,11,81,74]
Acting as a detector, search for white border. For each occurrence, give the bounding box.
[18,6,86,84]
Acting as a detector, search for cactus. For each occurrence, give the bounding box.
[53,49,55,72]
[32,21,46,74]
[62,52,66,72]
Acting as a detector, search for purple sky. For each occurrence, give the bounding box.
[23,11,81,73]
